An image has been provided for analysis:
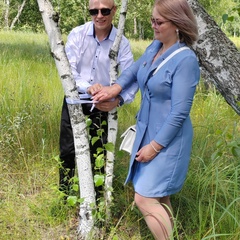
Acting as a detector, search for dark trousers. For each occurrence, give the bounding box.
[59,98,108,194]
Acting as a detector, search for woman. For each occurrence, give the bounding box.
[91,0,200,238]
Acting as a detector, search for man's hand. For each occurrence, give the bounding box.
[87,83,103,95]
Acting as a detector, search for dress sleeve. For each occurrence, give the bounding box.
[154,54,200,147]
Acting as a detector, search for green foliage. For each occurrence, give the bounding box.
[230,36,240,49]
[2,0,240,37]
[10,0,43,32]
[0,32,240,239]
[53,0,89,34]
[221,5,240,36]
[222,13,235,24]
[199,0,240,37]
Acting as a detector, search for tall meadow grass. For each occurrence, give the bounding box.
[0,31,239,239]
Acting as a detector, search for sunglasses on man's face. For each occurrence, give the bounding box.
[89,7,114,16]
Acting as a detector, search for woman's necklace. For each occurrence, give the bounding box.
[153,47,164,62]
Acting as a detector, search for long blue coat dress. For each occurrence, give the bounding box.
[116,40,200,197]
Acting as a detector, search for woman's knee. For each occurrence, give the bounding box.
[134,192,145,208]
[134,192,158,209]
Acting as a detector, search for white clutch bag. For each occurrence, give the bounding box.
[119,125,136,154]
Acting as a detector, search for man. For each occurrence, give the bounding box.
[59,0,138,196]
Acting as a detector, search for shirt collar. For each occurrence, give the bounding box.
[87,21,115,42]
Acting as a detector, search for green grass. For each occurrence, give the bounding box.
[0,31,240,239]
[229,36,240,49]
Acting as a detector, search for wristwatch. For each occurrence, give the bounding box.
[117,95,124,107]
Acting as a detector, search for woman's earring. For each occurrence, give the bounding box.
[176,29,180,42]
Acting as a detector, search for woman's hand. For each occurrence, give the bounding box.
[92,84,122,102]
[135,141,163,163]
[95,98,119,112]
[135,144,157,163]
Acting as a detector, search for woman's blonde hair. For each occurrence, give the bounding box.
[154,0,198,46]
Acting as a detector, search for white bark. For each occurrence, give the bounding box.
[4,0,10,29]
[36,0,95,238]
[188,0,240,115]
[105,0,129,220]
[10,0,26,30]
[134,17,137,35]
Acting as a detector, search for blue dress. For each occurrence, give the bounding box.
[117,40,200,197]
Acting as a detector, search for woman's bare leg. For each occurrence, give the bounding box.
[160,196,174,227]
[134,193,173,240]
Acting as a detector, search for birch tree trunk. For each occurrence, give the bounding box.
[10,0,26,30]
[105,0,129,220]
[188,0,240,115]
[134,17,137,36]
[36,0,96,238]
[4,0,10,29]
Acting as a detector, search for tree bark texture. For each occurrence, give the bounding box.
[36,0,95,238]
[189,0,240,115]
[105,0,129,220]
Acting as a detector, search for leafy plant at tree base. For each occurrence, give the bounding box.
[63,117,115,229]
